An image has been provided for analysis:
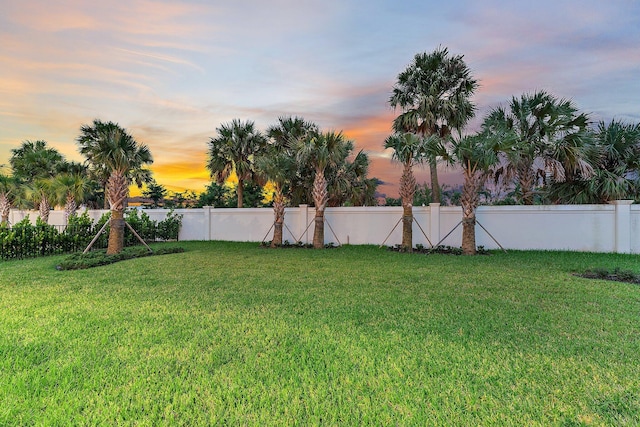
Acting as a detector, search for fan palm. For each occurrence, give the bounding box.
[551,120,640,203]
[9,140,64,184]
[384,132,442,250]
[207,119,267,208]
[53,173,89,222]
[257,117,317,246]
[25,178,57,224]
[329,150,377,207]
[77,123,153,254]
[255,151,296,246]
[483,91,592,204]
[446,134,499,254]
[389,47,478,203]
[296,131,351,248]
[77,120,123,208]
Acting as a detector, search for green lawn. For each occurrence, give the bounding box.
[1,242,639,426]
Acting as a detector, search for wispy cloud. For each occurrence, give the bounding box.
[115,48,206,74]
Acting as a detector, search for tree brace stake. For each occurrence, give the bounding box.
[379,217,402,248]
[476,220,507,253]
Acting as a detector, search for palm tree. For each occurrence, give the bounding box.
[384,132,440,250]
[483,91,592,204]
[53,173,89,222]
[389,47,478,203]
[78,120,154,212]
[256,117,317,247]
[591,120,640,202]
[0,174,16,226]
[549,120,640,203]
[327,150,377,207]
[255,149,296,246]
[296,130,351,248]
[77,120,122,209]
[207,119,267,208]
[77,123,153,254]
[9,140,65,184]
[26,178,57,224]
[57,161,88,175]
[446,134,499,254]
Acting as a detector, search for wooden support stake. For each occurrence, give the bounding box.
[83,220,110,254]
[125,221,153,253]
[379,217,403,248]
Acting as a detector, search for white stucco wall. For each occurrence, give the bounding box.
[7,202,639,253]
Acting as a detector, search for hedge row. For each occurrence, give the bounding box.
[0,209,182,261]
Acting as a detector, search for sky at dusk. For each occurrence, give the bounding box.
[1,0,639,197]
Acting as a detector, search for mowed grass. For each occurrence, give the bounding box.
[1,242,639,426]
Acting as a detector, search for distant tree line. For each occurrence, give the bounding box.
[2,47,639,254]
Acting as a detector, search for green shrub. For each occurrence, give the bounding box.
[124,209,157,245]
[157,209,183,241]
[0,217,66,260]
[56,246,185,270]
[0,209,181,261]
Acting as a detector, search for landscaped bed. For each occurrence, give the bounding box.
[1,242,638,425]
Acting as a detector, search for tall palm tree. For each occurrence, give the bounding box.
[483,91,592,204]
[256,117,317,247]
[285,132,377,209]
[78,120,153,210]
[207,119,267,208]
[53,173,89,222]
[446,134,499,254]
[296,130,351,248]
[9,140,65,185]
[77,120,122,209]
[77,124,153,254]
[255,149,296,246]
[389,47,478,203]
[384,132,440,250]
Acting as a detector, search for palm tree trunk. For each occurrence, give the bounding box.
[461,170,480,255]
[402,204,413,251]
[237,179,244,208]
[107,171,128,254]
[271,190,285,247]
[0,193,9,225]
[518,161,535,205]
[39,197,50,224]
[399,161,416,251]
[430,159,441,204]
[64,194,76,223]
[103,182,109,209]
[107,209,125,255]
[313,208,325,249]
[312,168,328,249]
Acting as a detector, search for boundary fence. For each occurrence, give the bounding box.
[7,200,640,254]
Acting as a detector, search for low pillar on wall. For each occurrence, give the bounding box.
[429,203,440,246]
[203,206,213,241]
[299,204,309,244]
[611,200,633,254]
